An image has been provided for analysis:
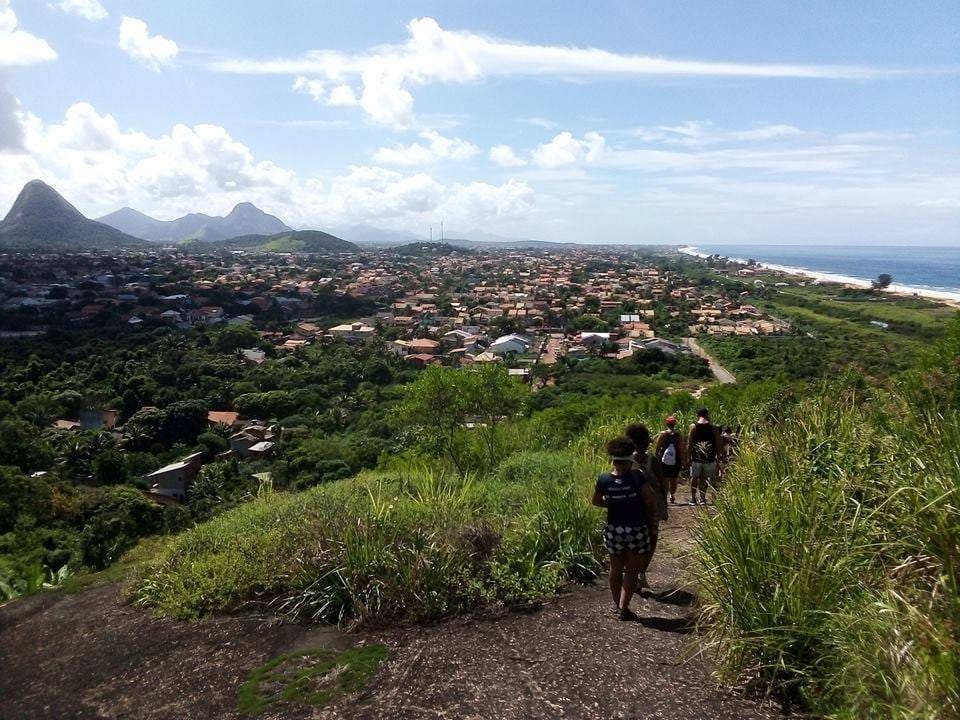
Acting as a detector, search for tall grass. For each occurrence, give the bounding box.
[693,373,959,718]
[132,451,605,626]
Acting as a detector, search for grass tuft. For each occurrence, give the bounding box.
[236,643,389,715]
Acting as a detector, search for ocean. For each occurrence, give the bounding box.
[684,244,960,299]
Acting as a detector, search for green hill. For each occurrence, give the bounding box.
[187,229,358,253]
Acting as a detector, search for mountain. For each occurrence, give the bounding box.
[98,202,291,243]
[184,229,358,254]
[0,180,144,251]
[330,223,427,247]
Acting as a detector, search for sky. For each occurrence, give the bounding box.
[0,0,957,245]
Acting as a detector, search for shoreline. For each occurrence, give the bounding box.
[678,246,960,305]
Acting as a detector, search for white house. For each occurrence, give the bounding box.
[488,333,531,355]
[329,322,376,341]
[143,452,204,502]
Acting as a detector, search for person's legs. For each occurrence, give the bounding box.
[609,553,625,608]
[619,551,644,612]
[701,462,716,503]
[667,472,678,503]
[689,463,702,504]
[637,532,656,588]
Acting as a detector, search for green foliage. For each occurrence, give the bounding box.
[214,324,260,353]
[77,486,166,569]
[196,431,229,457]
[394,364,529,475]
[188,461,251,520]
[132,450,602,625]
[236,644,389,715]
[693,321,960,718]
[91,448,129,485]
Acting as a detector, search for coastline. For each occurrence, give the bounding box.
[678,246,960,305]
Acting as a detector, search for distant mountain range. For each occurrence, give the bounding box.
[0,179,574,253]
[98,203,291,244]
[330,223,427,247]
[0,180,144,251]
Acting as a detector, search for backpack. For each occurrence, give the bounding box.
[660,432,678,466]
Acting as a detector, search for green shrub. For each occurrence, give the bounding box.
[693,374,960,718]
[132,451,604,626]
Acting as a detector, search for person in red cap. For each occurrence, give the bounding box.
[653,415,684,504]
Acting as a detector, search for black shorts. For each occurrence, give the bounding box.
[603,523,652,555]
[661,463,681,479]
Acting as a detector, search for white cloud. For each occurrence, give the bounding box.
[522,117,560,130]
[293,76,325,103]
[327,84,358,107]
[629,121,804,146]
[118,16,178,71]
[294,77,359,108]
[835,131,914,143]
[489,144,526,167]
[0,101,533,232]
[0,0,57,68]
[532,131,606,168]
[211,16,911,127]
[438,178,534,220]
[0,78,24,151]
[373,129,479,165]
[54,0,107,21]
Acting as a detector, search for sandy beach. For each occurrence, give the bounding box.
[679,246,960,306]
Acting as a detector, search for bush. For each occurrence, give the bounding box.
[132,451,603,626]
[693,376,960,718]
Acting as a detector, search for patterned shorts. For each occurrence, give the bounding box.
[602,523,652,555]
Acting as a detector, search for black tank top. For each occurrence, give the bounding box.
[691,422,717,462]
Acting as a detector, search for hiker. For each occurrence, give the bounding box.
[718,426,737,480]
[653,416,684,504]
[625,423,667,591]
[592,436,659,621]
[686,408,722,505]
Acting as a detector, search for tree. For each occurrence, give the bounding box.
[395,364,528,475]
[92,448,129,485]
[872,273,893,291]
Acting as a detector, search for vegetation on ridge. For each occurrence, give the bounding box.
[694,317,960,719]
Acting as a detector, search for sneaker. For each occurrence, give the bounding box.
[688,498,698,506]
[618,607,638,621]
[669,495,676,504]
[638,572,649,589]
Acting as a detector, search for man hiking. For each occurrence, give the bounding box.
[625,423,667,591]
[687,408,722,505]
[653,416,684,505]
[592,436,659,621]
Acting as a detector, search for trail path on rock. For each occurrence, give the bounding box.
[1,509,780,720]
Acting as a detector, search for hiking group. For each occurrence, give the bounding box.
[592,408,737,621]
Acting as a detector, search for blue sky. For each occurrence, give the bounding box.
[0,0,957,244]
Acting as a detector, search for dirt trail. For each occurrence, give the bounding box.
[0,509,780,720]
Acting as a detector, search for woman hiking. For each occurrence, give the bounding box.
[592,436,659,621]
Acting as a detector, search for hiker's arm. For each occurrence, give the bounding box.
[592,489,606,508]
[641,484,659,535]
[685,426,696,465]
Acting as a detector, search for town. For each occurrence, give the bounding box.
[0,243,799,505]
